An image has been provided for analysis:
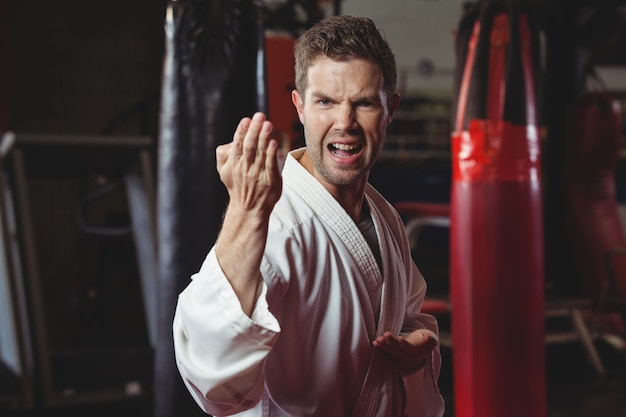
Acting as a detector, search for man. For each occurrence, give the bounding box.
[173,14,445,417]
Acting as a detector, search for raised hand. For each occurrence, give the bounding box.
[372,329,439,376]
[214,112,283,316]
[216,112,283,216]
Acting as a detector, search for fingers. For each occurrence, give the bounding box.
[265,138,280,176]
[253,114,274,155]
[219,112,275,174]
[217,112,281,212]
[372,330,438,375]
[372,331,399,348]
[258,120,275,164]
[372,329,438,352]
[241,113,264,162]
[237,112,273,164]
[231,116,251,158]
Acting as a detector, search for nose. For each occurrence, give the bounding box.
[333,104,356,132]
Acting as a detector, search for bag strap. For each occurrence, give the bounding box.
[455,20,481,134]
[519,13,537,127]
[456,11,537,131]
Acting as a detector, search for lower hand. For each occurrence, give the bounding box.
[372,329,439,376]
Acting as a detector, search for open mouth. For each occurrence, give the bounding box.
[328,143,363,158]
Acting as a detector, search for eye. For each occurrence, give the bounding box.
[318,98,331,106]
[358,100,376,108]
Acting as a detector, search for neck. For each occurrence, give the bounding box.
[334,187,366,221]
[298,150,367,221]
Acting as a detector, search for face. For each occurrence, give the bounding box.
[292,56,400,197]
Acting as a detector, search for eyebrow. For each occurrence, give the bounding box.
[309,91,331,100]
[308,91,382,103]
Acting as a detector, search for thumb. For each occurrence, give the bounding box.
[423,330,439,349]
[216,143,230,173]
[412,329,439,350]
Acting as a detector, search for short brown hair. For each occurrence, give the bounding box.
[294,15,397,102]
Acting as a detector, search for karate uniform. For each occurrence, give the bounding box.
[173,148,445,417]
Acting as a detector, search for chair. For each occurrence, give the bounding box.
[394,202,452,347]
[599,248,626,340]
[394,200,610,374]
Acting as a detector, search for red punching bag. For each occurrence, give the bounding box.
[450,2,546,416]
[565,91,626,302]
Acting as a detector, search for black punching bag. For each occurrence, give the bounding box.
[155,1,266,416]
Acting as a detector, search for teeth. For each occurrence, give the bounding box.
[332,143,358,151]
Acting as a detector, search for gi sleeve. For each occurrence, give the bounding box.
[173,248,281,416]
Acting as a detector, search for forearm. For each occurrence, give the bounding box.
[215,203,271,316]
[213,112,281,316]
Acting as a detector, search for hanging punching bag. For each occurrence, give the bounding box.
[565,91,625,302]
[450,1,546,416]
[156,1,266,416]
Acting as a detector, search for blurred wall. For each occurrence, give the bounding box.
[10,0,166,137]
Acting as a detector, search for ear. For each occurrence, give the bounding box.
[387,92,401,126]
[291,90,305,124]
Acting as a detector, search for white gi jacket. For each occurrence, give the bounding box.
[173,148,445,417]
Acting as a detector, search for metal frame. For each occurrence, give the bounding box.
[3,133,157,408]
[0,131,35,410]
